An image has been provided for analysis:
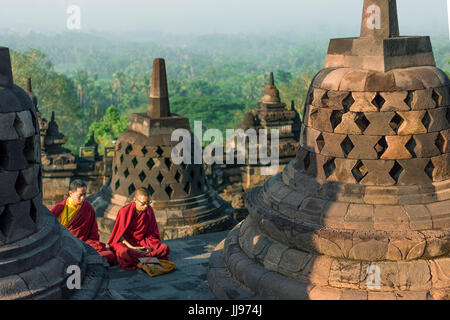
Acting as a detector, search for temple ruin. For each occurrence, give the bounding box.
[89,58,234,241]
[208,0,450,300]
[0,47,108,299]
[209,73,300,221]
[25,78,112,209]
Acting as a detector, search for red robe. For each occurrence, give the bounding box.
[51,198,116,265]
[108,202,170,270]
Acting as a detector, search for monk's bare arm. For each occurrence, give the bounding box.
[120,237,147,252]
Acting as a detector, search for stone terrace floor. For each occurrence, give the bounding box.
[96,230,229,300]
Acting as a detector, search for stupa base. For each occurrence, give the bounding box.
[208,221,450,300]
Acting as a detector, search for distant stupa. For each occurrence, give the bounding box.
[90,58,234,241]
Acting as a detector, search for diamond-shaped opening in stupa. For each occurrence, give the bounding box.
[405,137,417,157]
[354,113,370,132]
[138,171,147,182]
[389,113,404,133]
[342,93,355,111]
[371,93,386,111]
[156,172,164,184]
[404,91,414,108]
[352,160,368,183]
[340,136,354,157]
[165,185,173,199]
[125,144,133,155]
[128,183,136,195]
[316,134,325,153]
[389,161,404,184]
[330,110,344,130]
[424,160,435,181]
[421,111,431,131]
[323,158,336,179]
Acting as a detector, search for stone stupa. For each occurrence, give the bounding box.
[90,58,234,241]
[238,72,300,188]
[208,0,450,300]
[0,48,108,300]
[213,73,301,221]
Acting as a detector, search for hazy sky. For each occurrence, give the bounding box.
[0,0,449,38]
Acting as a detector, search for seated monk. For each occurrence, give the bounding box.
[51,179,116,265]
[108,187,170,270]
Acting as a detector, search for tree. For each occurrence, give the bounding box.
[10,48,84,153]
[88,106,129,154]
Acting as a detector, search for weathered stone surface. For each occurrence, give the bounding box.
[320,132,346,157]
[346,135,380,159]
[360,160,396,186]
[373,205,410,231]
[392,69,425,91]
[0,112,18,140]
[307,106,334,132]
[312,88,327,107]
[433,87,450,107]
[15,111,35,138]
[403,204,433,230]
[363,112,396,135]
[350,92,378,112]
[321,68,354,91]
[16,165,40,200]
[334,112,365,135]
[309,286,342,300]
[412,133,441,158]
[329,259,361,289]
[397,111,428,135]
[430,154,449,182]
[321,202,350,229]
[411,88,436,110]
[379,91,410,112]
[380,135,413,160]
[333,158,359,184]
[0,47,108,300]
[349,239,388,261]
[0,171,20,206]
[339,69,370,91]
[396,158,432,185]
[0,139,28,171]
[426,200,450,229]
[428,108,448,132]
[0,200,37,243]
[208,1,450,300]
[365,71,396,92]
[0,275,30,299]
[429,258,450,289]
[323,91,350,110]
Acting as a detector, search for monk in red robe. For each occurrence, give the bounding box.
[108,187,170,270]
[51,179,116,265]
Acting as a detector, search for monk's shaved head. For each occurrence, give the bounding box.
[135,188,149,198]
[134,188,151,212]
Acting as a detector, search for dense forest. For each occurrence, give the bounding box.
[4,31,450,154]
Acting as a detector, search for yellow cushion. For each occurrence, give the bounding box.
[137,260,176,278]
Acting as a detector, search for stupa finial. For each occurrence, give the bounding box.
[360,0,399,38]
[148,58,170,118]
